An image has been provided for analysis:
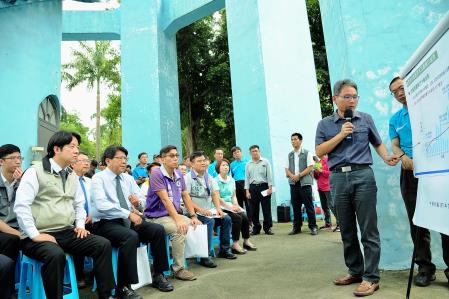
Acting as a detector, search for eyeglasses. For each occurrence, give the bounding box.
[338,95,360,101]
[77,159,91,164]
[113,156,129,161]
[3,156,24,161]
[391,86,404,96]
[164,153,180,158]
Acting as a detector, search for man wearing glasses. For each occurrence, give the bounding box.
[90,145,174,297]
[0,144,23,299]
[146,145,201,281]
[315,79,399,297]
[389,77,449,287]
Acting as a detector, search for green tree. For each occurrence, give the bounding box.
[62,41,120,161]
[59,107,96,157]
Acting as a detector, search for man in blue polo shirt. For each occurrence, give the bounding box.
[389,76,449,287]
[207,148,224,177]
[315,79,399,297]
[230,146,252,225]
[132,152,149,186]
[145,145,201,281]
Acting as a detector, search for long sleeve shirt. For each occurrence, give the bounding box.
[90,168,145,222]
[14,158,86,239]
[244,157,273,189]
[313,157,331,191]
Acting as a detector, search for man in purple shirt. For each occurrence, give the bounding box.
[145,145,201,281]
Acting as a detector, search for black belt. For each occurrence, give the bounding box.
[332,164,370,173]
[250,182,268,187]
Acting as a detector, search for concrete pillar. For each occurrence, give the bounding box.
[319,0,449,269]
[226,0,322,218]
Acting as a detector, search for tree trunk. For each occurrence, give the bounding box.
[185,96,197,154]
[95,78,101,161]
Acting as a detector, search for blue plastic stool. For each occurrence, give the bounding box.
[92,247,118,294]
[18,254,79,299]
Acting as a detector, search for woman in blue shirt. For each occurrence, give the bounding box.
[216,159,257,254]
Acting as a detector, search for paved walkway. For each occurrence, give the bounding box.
[81,222,449,299]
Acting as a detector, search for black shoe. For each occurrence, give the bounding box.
[414,272,436,287]
[152,273,174,292]
[217,251,237,259]
[288,229,301,235]
[231,248,247,255]
[200,257,217,268]
[116,287,142,299]
[250,230,260,236]
[243,243,257,251]
[265,229,274,235]
[311,227,318,235]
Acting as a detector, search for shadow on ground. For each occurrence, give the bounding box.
[80,222,449,299]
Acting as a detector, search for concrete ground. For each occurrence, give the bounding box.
[81,222,449,299]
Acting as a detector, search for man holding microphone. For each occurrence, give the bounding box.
[315,79,399,297]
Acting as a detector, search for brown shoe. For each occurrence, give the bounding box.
[353,280,379,297]
[174,268,197,281]
[334,274,363,285]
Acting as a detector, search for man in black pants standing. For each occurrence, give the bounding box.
[91,145,173,298]
[245,145,274,235]
[285,133,318,235]
[14,131,115,299]
[230,146,252,228]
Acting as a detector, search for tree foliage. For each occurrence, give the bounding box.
[59,107,96,157]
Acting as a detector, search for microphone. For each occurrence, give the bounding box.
[344,108,353,140]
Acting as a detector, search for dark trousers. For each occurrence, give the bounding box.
[330,168,381,282]
[400,169,449,274]
[93,218,168,288]
[290,184,317,230]
[0,231,20,260]
[74,222,93,280]
[21,229,115,299]
[249,183,273,233]
[197,214,232,254]
[318,190,333,225]
[227,211,250,240]
[0,254,15,299]
[235,180,252,223]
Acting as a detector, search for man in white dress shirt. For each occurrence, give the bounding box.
[14,131,114,299]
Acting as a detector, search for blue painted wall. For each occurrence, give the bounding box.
[319,0,449,269]
[0,0,62,165]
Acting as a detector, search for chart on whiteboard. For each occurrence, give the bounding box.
[404,29,449,177]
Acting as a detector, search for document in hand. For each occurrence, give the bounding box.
[261,187,276,197]
[184,224,209,258]
[196,208,222,218]
[222,206,245,213]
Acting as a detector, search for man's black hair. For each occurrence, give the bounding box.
[146,162,161,173]
[102,145,128,165]
[0,144,20,159]
[47,131,81,158]
[249,145,259,151]
[230,146,241,154]
[138,152,148,159]
[189,151,205,162]
[90,159,98,168]
[160,145,177,156]
[291,133,303,140]
[389,76,402,91]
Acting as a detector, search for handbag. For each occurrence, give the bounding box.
[184,224,209,258]
[131,245,152,290]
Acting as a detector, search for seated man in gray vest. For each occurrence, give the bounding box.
[14,131,115,299]
[285,133,318,235]
[0,144,23,298]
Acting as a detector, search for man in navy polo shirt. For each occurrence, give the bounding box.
[145,145,201,281]
[389,77,449,287]
[315,79,399,297]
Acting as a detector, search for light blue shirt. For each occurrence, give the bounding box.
[90,168,145,222]
[132,165,148,180]
[389,107,413,158]
[230,158,248,181]
[207,161,218,177]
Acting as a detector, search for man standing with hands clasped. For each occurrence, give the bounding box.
[315,79,399,297]
[389,77,449,287]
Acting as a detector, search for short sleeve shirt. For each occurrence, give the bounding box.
[144,165,186,218]
[216,175,236,204]
[315,110,383,170]
[184,170,219,210]
[389,107,413,158]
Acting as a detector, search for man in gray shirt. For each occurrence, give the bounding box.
[315,79,399,297]
[244,145,274,235]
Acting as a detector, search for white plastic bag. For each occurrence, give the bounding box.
[131,245,152,290]
[184,224,209,258]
